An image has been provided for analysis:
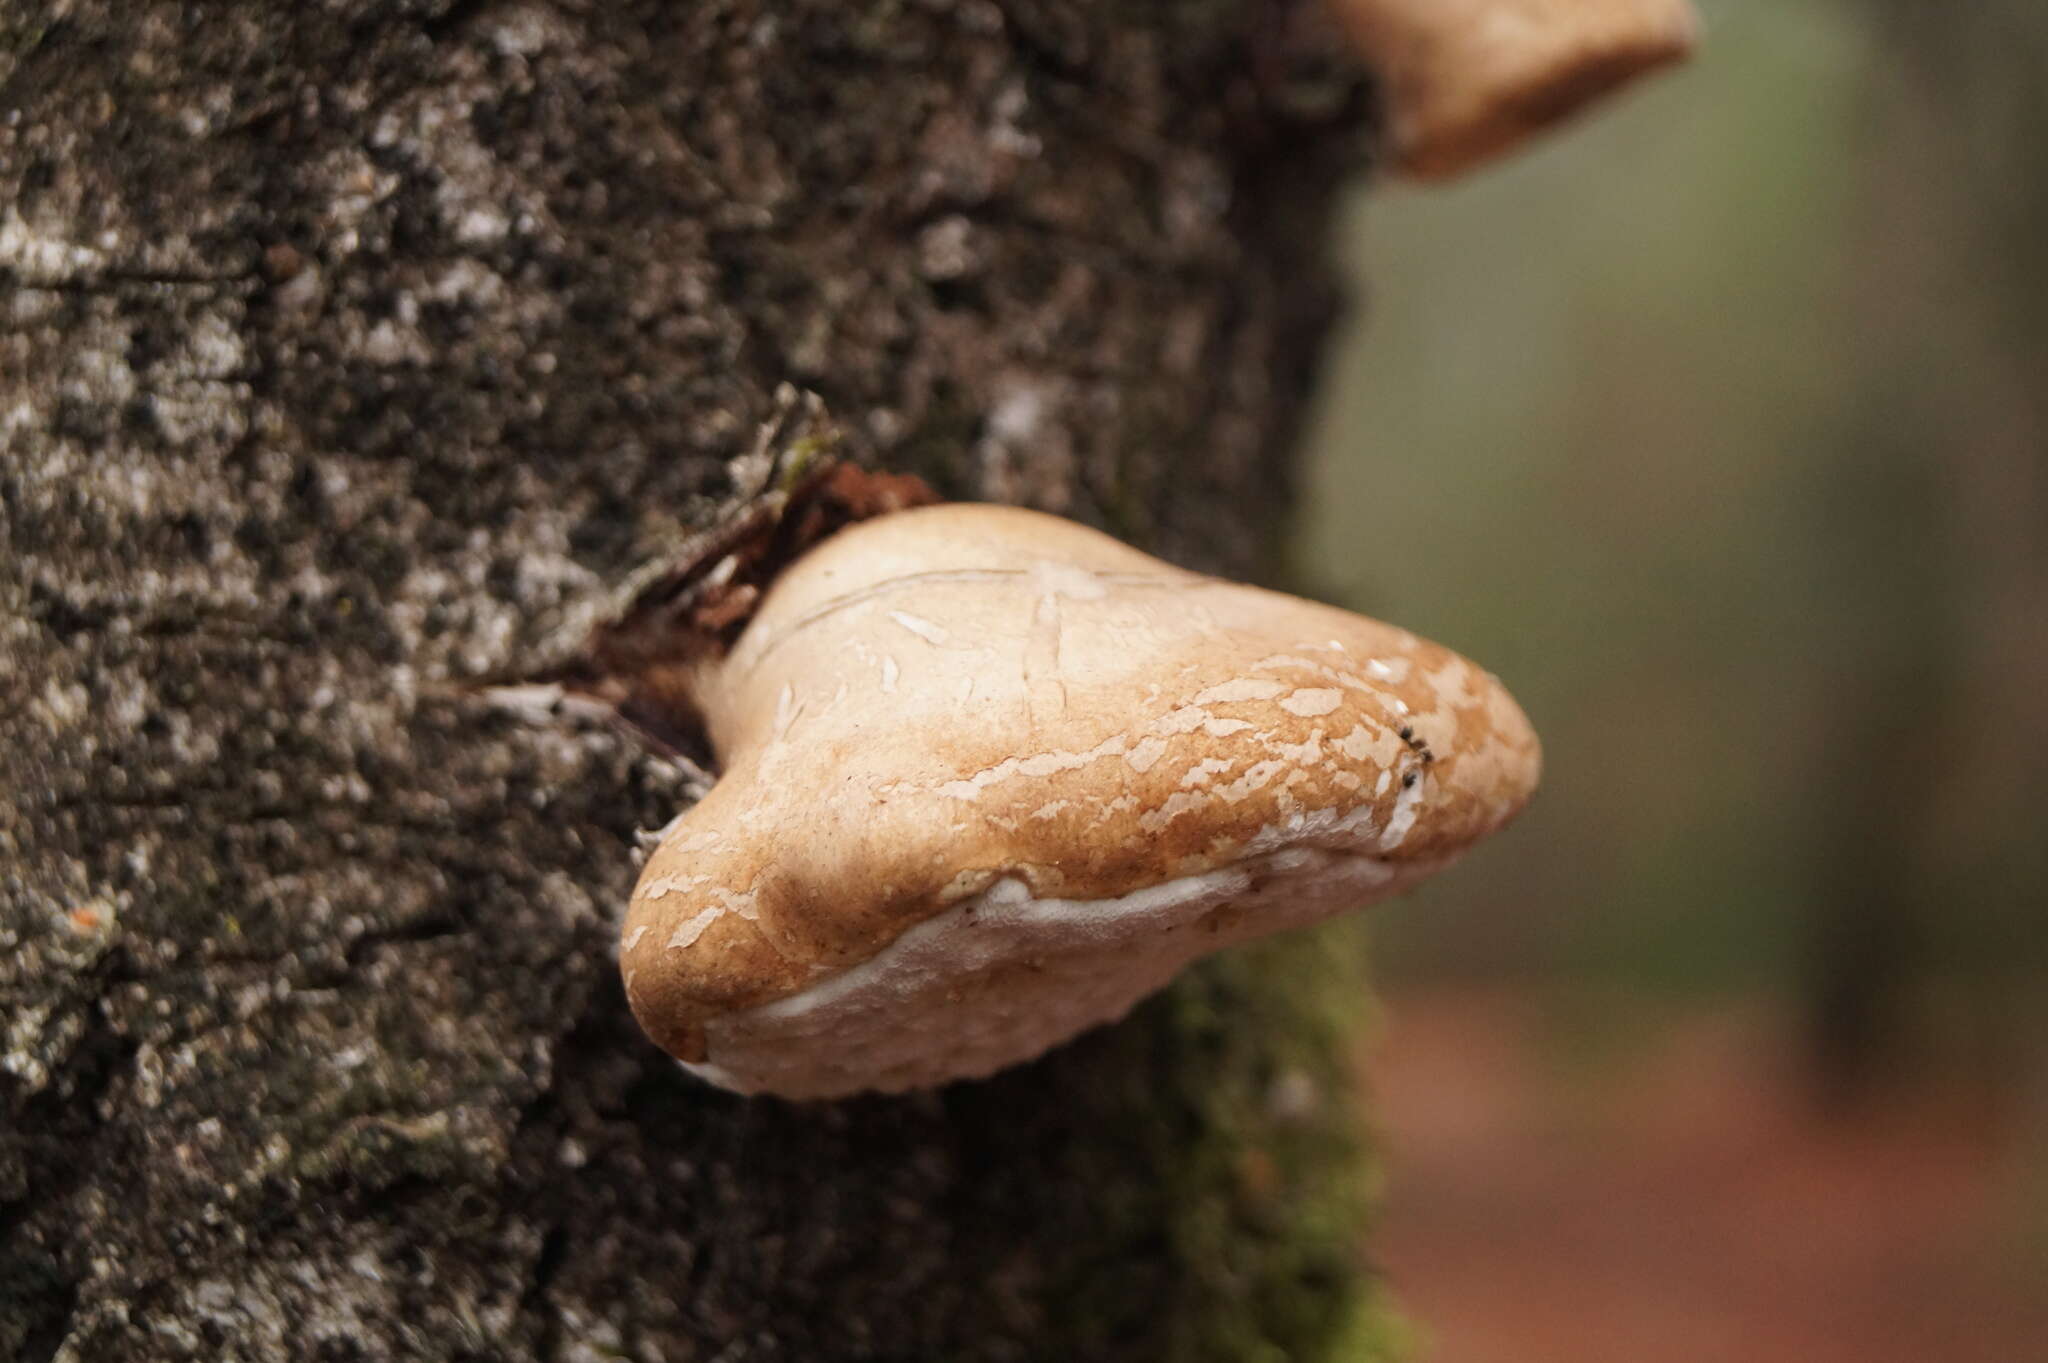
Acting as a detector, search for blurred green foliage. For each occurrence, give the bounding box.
[1297,0,2047,1090]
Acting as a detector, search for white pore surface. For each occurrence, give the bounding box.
[684,843,1449,1099]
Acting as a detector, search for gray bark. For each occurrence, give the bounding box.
[1,2,1384,1359]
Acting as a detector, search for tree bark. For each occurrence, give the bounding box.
[1,2,1384,1358]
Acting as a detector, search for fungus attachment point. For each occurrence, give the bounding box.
[1330,0,1699,179]
[616,502,1540,1098]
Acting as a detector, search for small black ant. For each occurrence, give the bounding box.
[1397,722,1436,764]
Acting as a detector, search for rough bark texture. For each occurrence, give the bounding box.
[1,2,1385,1359]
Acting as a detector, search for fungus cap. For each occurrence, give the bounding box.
[1330,0,1700,179]
[621,503,1539,1098]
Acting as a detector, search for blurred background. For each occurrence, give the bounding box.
[1294,0,2048,1357]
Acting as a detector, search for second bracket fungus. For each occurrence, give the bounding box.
[1330,0,1700,179]
[611,493,1540,1098]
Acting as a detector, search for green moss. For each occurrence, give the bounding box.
[1035,919,1402,1362]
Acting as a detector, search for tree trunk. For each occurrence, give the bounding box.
[1,3,1385,1358]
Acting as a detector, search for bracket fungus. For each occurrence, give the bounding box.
[1330,0,1700,179]
[592,470,1540,1099]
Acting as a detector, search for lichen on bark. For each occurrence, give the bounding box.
[1,1,1386,1358]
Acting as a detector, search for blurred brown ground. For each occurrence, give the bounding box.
[1307,4,2048,1351]
[1365,989,2048,1363]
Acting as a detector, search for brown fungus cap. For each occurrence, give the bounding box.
[1330,0,1699,179]
[620,504,1540,1098]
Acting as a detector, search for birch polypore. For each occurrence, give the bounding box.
[622,504,1540,1098]
[1331,0,1699,179]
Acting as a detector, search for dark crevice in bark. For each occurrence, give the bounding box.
[341,914,470,970]
[419,0,501,46]
[8,1270,77,1363]
[0,1005,137,1359]
[518,1225,572,1362]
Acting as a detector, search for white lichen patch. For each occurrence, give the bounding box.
[932,733,1131,801]
[1279,687,1343,717]
[1195,677,1288,705]
[666,908,724,951]
[1380,770,1428,850]
[1178,756,1236,788]
[1123,735,1170,774]
[887,609,951,645]
[633,872,709,901]
[34,676,91,732]
[0,206,106,282]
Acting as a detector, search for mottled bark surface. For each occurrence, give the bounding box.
[1,2,1383,1358]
